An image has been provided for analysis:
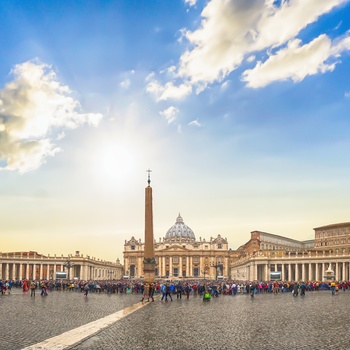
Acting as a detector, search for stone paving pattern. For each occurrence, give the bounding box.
[2,289,350,349]
[71,292,350,350]
[0,289,140,350]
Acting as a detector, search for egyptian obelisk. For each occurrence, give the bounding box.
[143,169,156,283]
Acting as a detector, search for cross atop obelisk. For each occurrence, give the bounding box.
[147,168,152,186]
[143,169,156,283]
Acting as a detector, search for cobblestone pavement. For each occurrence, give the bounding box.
[3,290,350,350]
[71,291,350,350]
[0,288,141,350]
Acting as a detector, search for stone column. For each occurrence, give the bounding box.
[308,263,312,281]
[186,256,190,277]
[39,264,43,279]
[301,263,305,281]
[161,257,164,277]
[265,264,269,281]
[4,263,9,280]
[336,262,339,281]
[157,258,160,277]
[342,262,346,281]
[322,263,325,281]
[19,264,23,280]
[13,263,16,280]
[25,264,29,279]
[288,264,292,281]
[169,257,173,277]
[295,263,299,281]
[315,263,319,281]
[178,256,182,277]
[281,263,285,281]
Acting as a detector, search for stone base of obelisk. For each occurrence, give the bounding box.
[143,263,156,283]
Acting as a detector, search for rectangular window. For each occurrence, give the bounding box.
[173,257,179,264]
[193,256,199,263]
[193,268,199,277]
[218,244,222,249]
[131,257,135,263]
[131,246,135,250]
[173,268,178,276]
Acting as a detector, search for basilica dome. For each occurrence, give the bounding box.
[165,214,195,240]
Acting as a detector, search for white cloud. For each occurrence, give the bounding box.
[246,55,256,63]
[179,0,346,85]
[242,35,336,88]
[0,60,103,173]
[184,0,197,6]
[345,91,350,98]
[243,30,350,88]
[56,131,66,140]
[146,80,192,101]
[159,106,179,124]
[221,80,230,90]
[120,79,131,89]
[151,0,349,94]
[188,119,201,127]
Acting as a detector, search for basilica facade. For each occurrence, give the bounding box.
[123,214,234,280]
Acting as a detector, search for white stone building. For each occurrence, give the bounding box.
[0,250,123,281]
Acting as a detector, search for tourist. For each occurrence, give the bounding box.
[176,282,182,299]
[165,283,173,301]
[141,283,150,303]
[160,283,166,301]
[83,283,89,297]
[30,281,36,297]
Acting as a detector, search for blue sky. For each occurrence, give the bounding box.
[1,0,350,262]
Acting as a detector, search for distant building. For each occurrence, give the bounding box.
[0,250,123,280]
[125,214,350,282]
[314,222,350,250]
[231,224,350,282]
[124,214,232,280]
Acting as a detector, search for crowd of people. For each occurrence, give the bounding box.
[1,278,349,299]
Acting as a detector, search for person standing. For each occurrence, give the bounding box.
[141,283,150,303]
[165,283,173,302]
[160,283,167,301]
[176,283,182,300]
[30,281,36,297]
[83,283,89,297]
[149,283,155,302]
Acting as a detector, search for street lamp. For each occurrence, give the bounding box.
[64,257,74,281]
[210,258,224,280]
[201,264,209,281]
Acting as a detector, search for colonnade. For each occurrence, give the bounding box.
[234,259,350,282]
[126,255,228,279]
[0,252,123,281]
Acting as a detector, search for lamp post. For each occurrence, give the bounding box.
[201,264,209,281]
[210,258,223,281]
[64,257,74,281]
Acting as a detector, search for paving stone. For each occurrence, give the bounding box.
[2,289,350,350]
